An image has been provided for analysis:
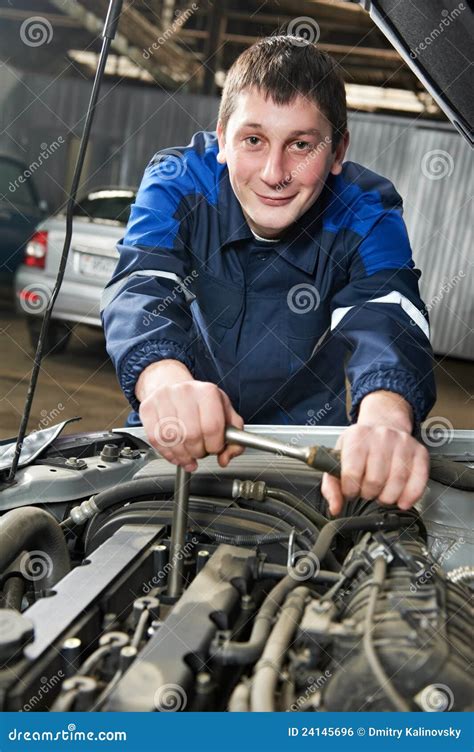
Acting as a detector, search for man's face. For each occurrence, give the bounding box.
[216,86,349,239]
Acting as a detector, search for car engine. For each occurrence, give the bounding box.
[0,424,472,713]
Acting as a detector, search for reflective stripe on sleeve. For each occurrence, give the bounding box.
[330,290,430,339]
[100,269,196,312]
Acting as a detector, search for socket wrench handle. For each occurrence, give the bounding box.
[225,427,341,477]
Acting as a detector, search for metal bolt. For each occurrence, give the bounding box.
[196,549,210,574]
[61,636,82,677]
[241,594,254,610]
[147,619,162,638]
[62,637,81,650]
[120,446,141,459]
[196,672,212,687]
[65,456,86,469]
[102,613,117,630]
[119,645,137,670]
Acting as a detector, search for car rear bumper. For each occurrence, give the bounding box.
[14,267,103,328]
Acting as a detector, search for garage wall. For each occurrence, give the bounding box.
[0,64,220,210]
[1,64,472,358]
[348,112,472,361]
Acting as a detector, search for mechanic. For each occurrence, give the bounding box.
[101,36,436,516]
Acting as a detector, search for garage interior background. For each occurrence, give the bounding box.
[0,0,472,436]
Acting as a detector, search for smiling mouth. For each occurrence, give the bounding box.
[255,192,297,204]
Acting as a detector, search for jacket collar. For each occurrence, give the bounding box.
[219,167,327,276]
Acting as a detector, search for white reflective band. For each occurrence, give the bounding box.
[330,306,353,331]
[330,290,430,339]
[100,269,196,312]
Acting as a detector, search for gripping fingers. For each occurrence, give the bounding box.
[218,442,245,468]
[321,472,344,516]
[397,445,429,510]
[217,395,244,467]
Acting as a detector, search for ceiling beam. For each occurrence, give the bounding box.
[220,33,401,63]
[48,0,197,88]
[0,9,80,26]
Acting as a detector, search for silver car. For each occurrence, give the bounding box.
[14,186,136,354]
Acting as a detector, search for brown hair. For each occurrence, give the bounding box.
[218,35,347,151]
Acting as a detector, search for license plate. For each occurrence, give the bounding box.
[74,252,116,279]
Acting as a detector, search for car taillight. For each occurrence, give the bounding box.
[24,230,48,269]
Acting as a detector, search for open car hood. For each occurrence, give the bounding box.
[357,0,474,145]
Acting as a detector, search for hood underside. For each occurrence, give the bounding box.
[357,0,474,145]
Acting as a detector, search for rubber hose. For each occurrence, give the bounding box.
[428,456,474,491]
[251,586,309,711]
[84,500,314,555]
[91,477,238,513]
[259,564,340,583]
[82,478,327,540]
[206,531,290,546]
[267,488,328,528]
[211,512,412,666]
[228,681,250,712]
[0,507,70,590]
[3,576,25,611]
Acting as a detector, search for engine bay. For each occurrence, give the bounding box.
[0,425,472,713]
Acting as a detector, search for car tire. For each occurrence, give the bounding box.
[26,317,72,355]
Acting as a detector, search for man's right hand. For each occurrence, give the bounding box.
[135,360,245,472]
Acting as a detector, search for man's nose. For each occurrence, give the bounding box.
[260,148,291,188]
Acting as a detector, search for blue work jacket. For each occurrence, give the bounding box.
[101,130,436,427]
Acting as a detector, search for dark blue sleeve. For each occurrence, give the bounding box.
[330,208,436,428]
[101,157,199,411]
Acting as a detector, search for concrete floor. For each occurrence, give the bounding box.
[0,289,472,440]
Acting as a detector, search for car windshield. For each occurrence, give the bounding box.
[73,189,135,224]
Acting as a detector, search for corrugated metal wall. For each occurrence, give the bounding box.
[1,65,472,358]
[348,113,473,361]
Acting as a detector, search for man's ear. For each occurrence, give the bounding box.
[216,120,227,164]
[329,130,350,176]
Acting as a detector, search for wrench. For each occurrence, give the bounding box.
[225,426,342,477]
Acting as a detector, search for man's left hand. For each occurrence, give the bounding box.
[321,391,430,516]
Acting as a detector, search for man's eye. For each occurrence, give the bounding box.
[244,136,261,146]
[293,141,313,151]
